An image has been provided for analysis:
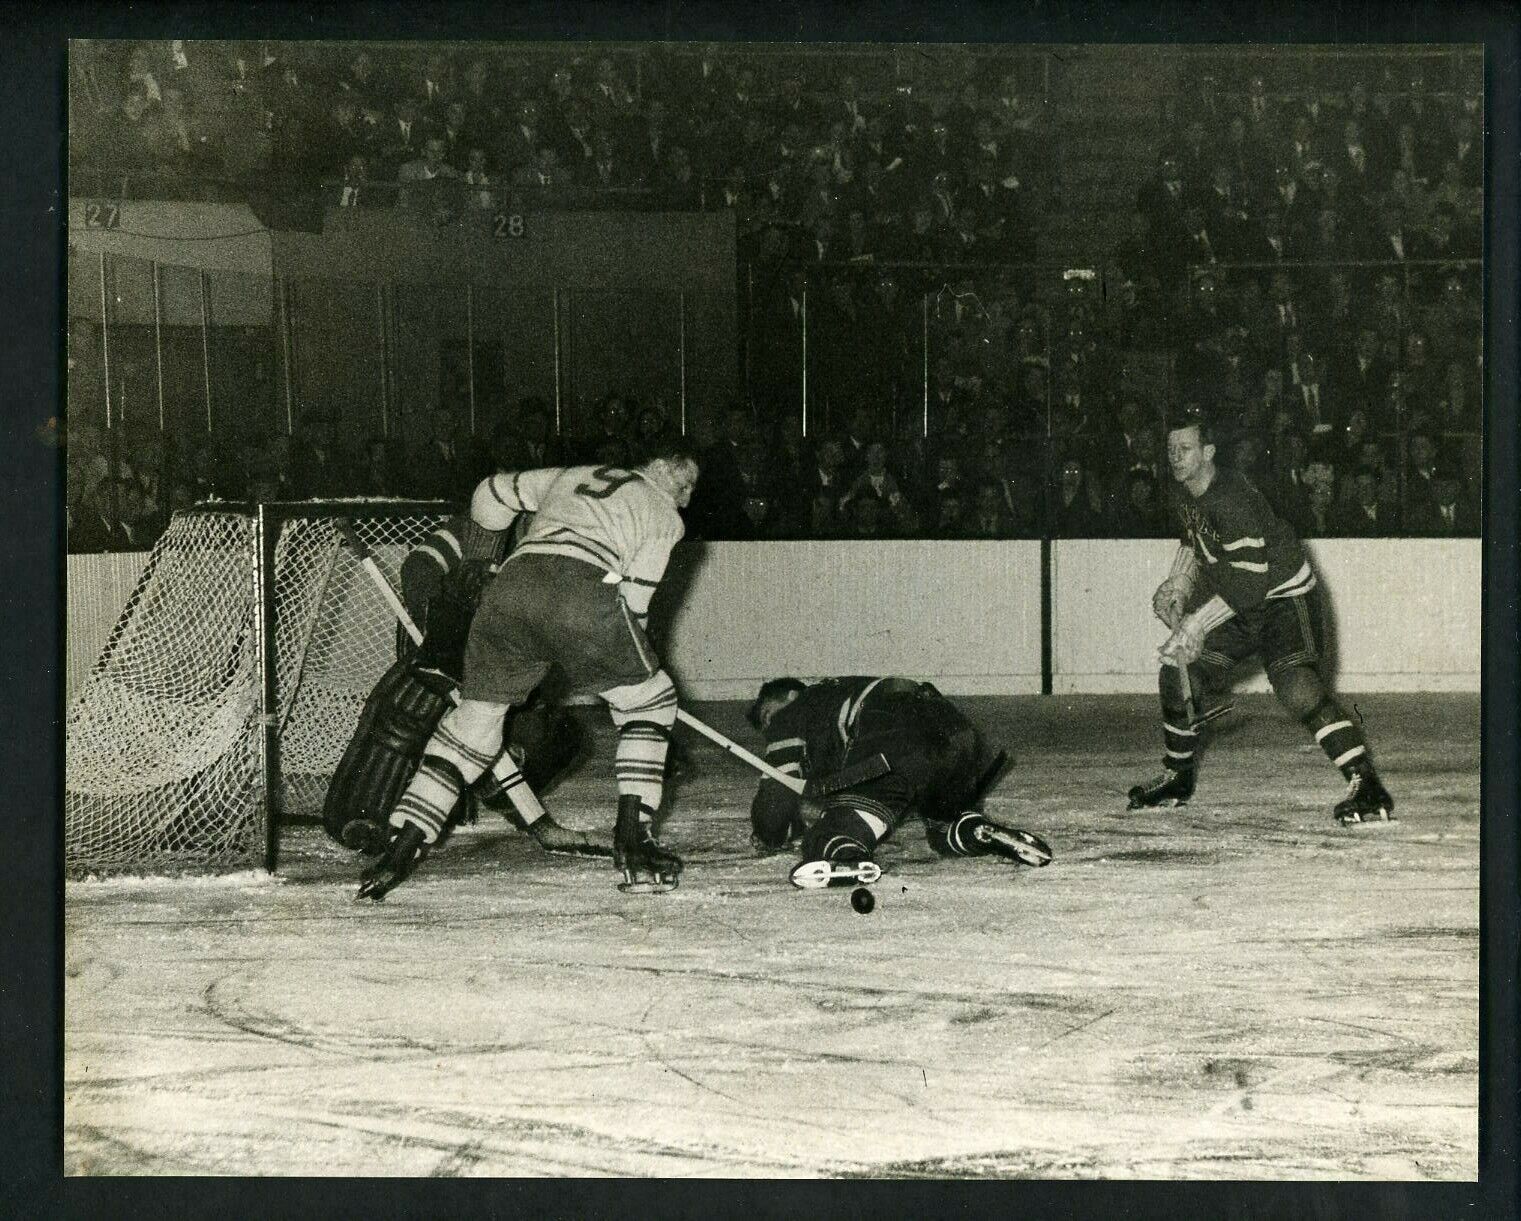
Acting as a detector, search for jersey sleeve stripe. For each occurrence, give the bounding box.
[487,475,513,507]
[1229,559,1270,573]
[437,529,462,558]
[623,575,659,588]
[766,737,806,754]
[1220,536,1266,551]
[1265,561,1318,600]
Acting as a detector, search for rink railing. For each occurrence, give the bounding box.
[69,537,1482,703]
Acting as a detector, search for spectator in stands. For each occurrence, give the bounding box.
[1264,428,1312,527]
[840,441,918,534]
[406,405,477,503]
[1111,468,1168,538]
[633,402,675,452]
[1344,465,1399,536]
[511,397,566,468]
[1406,462,1476,536]
[963,481,1014,540]
[734,439,783,538]
[799,436,848,507]
[1300,473,1339,538]
[377,96,426,179]
[332,153,372,207]
[398,135,461,219]
[1292,350,1335,436]
[462,147,495,210]
[1049,455,1104,538]
[581,394,636,466]
[354,436,402,496]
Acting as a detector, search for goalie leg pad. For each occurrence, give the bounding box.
[322,660,453,849]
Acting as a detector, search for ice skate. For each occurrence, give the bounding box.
[1127,765,1196,809]
[356,824,427,902]
[1334,763,1397,826]
[789,836,882,889]
[613,795,682,893]
[950,812,1053,866]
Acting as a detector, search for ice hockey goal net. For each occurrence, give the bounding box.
[65,501,452,874]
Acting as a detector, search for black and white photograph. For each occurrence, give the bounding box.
[43,11,1517,1200]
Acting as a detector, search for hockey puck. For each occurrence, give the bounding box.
[850,887,875,914]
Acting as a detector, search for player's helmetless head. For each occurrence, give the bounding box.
[747,677,807,731]
[643,455,699,508]
[1166,420,1215,486]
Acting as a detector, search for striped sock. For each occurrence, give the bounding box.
[1307,701,1368,776]
[1161,717,1199,770]
[392,757,468,844]
[615,721,670,811]
[389,704,503,844]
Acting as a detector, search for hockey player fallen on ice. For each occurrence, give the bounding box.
[747,676,1053,888]
[323,509,598,861]
[359,440,701,901]
[1130,408,1395,825]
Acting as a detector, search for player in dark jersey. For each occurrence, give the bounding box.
[748,676,1053,887]
[1129,410,1395,825]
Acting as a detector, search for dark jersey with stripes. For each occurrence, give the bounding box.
[1174,469,1317,614]
[751,677,983,837]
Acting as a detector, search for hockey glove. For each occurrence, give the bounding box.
[357,823,428,902]
[1158,595,1235,668]
[1151,579,1187,629]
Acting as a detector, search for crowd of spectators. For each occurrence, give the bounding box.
[70,38,1050,265]
[66,45,1482,551]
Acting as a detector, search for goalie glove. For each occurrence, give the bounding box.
[415,560,494,679]
[1159,595,1235,668]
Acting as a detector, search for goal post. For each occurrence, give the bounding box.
[65,500,454,875]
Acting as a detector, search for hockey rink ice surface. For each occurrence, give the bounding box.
[64,693,1480,1180]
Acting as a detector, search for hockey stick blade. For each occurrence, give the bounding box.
[804,752,891,798]
[789,859,883,889]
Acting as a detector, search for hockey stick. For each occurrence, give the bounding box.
[336,520,426,649]
[1171,656,1233,731]
[674,708,890,798]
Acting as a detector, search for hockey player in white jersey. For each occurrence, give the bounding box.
[359,439,700,900]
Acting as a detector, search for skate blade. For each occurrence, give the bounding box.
[789,860,883,889]
[1127,792,1188,811]
[979,826,1054,867]
[1336,810,1398,827]
[617,874,679,894]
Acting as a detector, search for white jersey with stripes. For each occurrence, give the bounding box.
[470,465,684,622]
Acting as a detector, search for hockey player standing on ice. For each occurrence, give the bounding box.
[1130,408,1395,824]
[748,676,1053,888]
[358,439,701,900]
[358,510,597,854]
[325,507,600,858]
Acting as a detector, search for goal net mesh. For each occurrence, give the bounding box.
[65,505,449,874]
